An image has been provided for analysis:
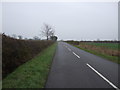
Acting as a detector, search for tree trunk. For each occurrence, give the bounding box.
[47,36,48,40]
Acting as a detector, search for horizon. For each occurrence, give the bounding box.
[2,2,118,41]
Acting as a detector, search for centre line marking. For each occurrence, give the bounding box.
[86,63,119,89]
[73,52,80,58]
[68,48,71,51]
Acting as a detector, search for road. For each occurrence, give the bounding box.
[46,42,119,89]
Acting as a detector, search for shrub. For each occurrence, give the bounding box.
[2,34,54,78]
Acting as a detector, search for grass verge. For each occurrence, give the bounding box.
[2,43,57,88]
[74,45,119,64]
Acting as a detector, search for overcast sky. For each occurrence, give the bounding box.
[2,2,118,40]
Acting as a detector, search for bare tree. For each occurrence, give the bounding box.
[12,34,17,39]
[41,23,54,40]
[33,36,40,40]
[18,35,22,39]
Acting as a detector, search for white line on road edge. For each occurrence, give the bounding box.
[86,63,119,89]
[73,52,80,58]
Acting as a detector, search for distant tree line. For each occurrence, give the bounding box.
[3,23,58,41]
[65,40,120,45]
[80,41,120,43]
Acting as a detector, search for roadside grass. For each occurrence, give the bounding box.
[74,45,119,64]
[2,43,57,88]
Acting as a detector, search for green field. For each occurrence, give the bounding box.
[75,45,119,64]
[74,42,120,64]
[66,41,120,64]
[85,42,119,50]
[2,43,57,88]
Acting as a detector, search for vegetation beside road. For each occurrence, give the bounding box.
[85,42,119,50]
[2,34,54,78]
[2,43,57,88]
[66,41,120,64]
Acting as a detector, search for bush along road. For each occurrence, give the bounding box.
[2,42,57,88]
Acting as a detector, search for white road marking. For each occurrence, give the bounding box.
[86,63,119,89]
[73,52,80,58]
[67,48,71,51]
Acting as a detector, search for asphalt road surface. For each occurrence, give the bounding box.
[46,42,119,89]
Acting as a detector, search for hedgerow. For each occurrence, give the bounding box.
[2,34,54,78]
